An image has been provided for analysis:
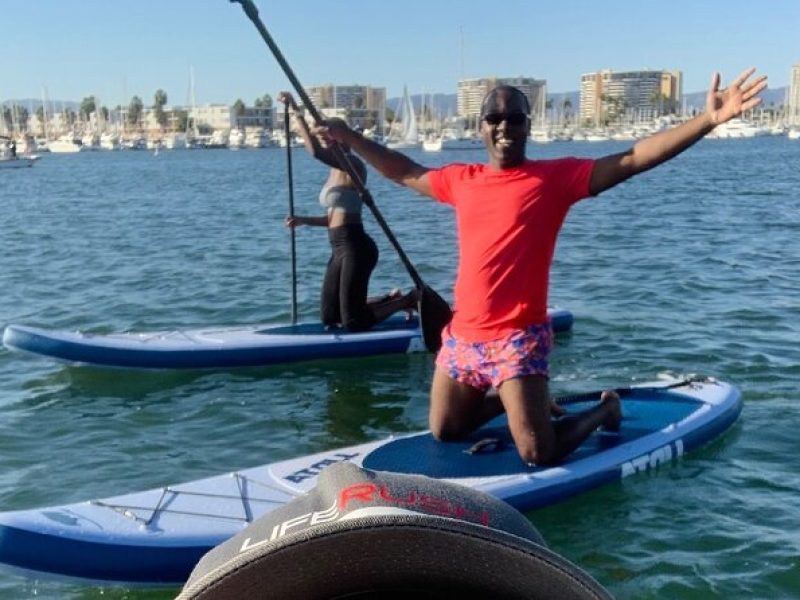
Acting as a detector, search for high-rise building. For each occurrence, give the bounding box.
[457,77,547,124]
[305,84,387,133]
[789,63,800,126]
[579,69,682,126]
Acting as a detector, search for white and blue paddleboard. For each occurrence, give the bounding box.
[0,377,741,583]
[1,308,573,370]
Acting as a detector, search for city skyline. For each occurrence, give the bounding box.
[2,0,798,108]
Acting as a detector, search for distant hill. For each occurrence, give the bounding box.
[682,86,786,112]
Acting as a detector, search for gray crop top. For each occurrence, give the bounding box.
[319,185,363,216]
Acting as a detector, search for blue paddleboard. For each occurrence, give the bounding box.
[0,377,741,583]
[1,308,574,370]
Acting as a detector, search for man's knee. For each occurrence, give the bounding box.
[429,414,468,442]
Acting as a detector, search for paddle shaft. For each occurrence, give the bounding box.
[284,109,298,324]
[230,0,425,289]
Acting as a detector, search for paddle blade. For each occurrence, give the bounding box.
[418,285,452,353]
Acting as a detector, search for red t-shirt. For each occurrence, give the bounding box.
[427,158,595,342]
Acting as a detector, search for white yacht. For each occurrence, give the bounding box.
[584,130,611,142]
[163,133,187,149]
[228,128,245,150]
[530,128,554,144]
[121,135,147,150]
[48,134,83,153]
[100,132,120,151]
[422,135,443,152]
[439,128,482,150]
[244,128,268,148]
[710,118,768,139]
[81,132,100,151]
[203,130,228,149]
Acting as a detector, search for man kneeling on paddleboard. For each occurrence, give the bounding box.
[315,68,766,465]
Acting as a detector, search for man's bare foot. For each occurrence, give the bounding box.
[600,390,622,432]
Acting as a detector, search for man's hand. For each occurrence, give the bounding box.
[312,119,353,146]
[706,68,767,126]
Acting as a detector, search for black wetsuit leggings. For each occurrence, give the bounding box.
[321,223,379,332]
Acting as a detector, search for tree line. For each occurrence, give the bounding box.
[2,92,274,133]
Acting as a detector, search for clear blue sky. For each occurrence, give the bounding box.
[3,0,798,107]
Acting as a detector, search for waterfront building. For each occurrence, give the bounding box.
[305,84,386,134]
[789,63,800,126]
[140,107,186,134]
[236,106,274,131]
[190,104,234,132]
[579,69,682,127]
[457,77,547,125]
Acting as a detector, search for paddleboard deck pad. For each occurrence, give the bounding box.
[0,377,741,583]
[2,308,574,369]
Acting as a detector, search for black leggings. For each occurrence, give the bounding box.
[321,224,379,332]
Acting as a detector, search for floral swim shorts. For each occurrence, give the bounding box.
[435,321,554,391]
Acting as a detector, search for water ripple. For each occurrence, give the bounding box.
[1,139,799,598]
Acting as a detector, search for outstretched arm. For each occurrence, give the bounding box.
[589,68,767,196]
[277,91,340,170]
[314,121,434,198]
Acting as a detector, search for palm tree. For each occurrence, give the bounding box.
[127,96,143,128]
[153,90,168,130]
[560,98,572,126]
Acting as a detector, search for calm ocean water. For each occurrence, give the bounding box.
[1,137,798,599]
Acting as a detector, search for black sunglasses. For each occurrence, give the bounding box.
[483,112,528,126]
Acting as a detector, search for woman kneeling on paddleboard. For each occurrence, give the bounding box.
[279,92,417,332]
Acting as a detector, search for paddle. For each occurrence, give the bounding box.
[230,0,452,353]
[284,108,298,324]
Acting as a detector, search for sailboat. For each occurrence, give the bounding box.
[421,93,443,152]
[386,85,420,149]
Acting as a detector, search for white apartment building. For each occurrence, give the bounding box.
[789,63,800,126]
[579,69,682,126]
[457,77,547,123]
[189,104,234,131]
